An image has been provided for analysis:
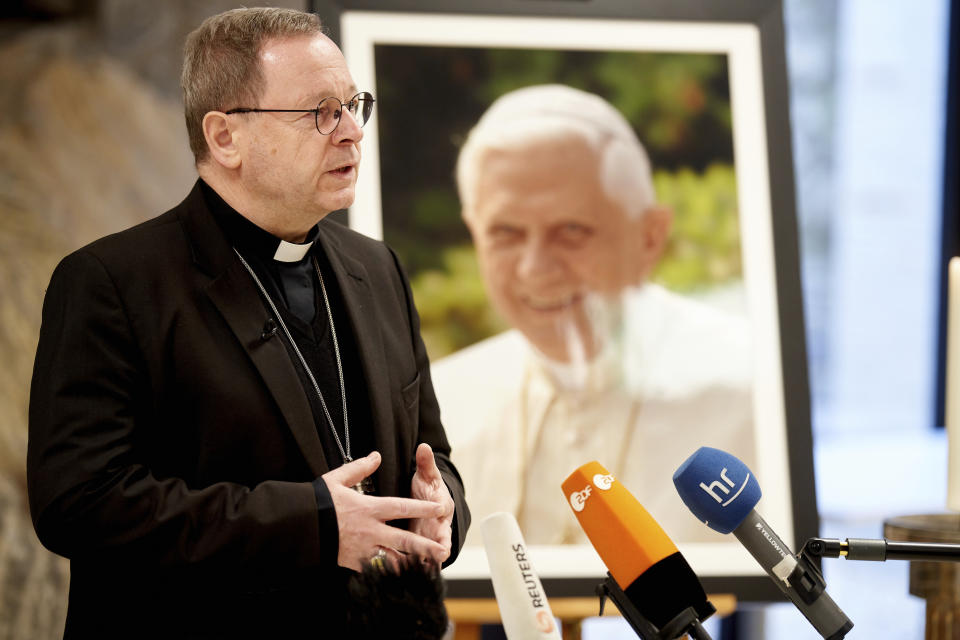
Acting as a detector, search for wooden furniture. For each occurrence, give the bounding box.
[884,514,960,640]
[445,594,737,639]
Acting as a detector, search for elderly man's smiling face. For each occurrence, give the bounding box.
[464,135,669,363]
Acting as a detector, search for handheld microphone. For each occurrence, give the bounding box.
[562,461,715,639]
[480,512,561,640]
[673,447,853,640]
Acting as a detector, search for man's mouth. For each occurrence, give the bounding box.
[522,293,581,312]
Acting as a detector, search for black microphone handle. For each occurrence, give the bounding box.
[884,540,960,561]
[732,511,853,640]
[806,537,960,562]
[599,575,714,640]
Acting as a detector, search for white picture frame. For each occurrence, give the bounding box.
[315,0,812,601]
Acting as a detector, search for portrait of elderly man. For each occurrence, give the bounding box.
[431,84,755,546]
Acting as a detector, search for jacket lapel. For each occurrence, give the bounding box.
[178,182,329,477]
[315,225,398,494]
[205,261,330,477]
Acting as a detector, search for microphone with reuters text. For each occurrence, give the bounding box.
[480,512,561,640]
[673,447,853,639]
[562,461,715,640]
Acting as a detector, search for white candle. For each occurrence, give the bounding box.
[947,257,960,511]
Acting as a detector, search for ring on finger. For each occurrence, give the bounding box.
[370,548,387,572]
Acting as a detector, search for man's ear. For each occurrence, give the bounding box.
[201,111,242,170]
[634,204,673,281]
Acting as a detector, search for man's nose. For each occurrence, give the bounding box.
[517,238,563,280]
[332,108,364,144]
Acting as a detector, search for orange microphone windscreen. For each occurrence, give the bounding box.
[561,460,677,588]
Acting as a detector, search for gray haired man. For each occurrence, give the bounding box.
[433,84,753,546]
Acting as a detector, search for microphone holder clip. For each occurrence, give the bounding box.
[785,549,828,606]
[597,574,714,640]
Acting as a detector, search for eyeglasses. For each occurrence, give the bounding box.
[225,92,375,135]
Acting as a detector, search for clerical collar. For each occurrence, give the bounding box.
[199,179,320,263]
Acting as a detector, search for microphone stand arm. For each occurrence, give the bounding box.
[803,537,960,563]
[597,574,714,640]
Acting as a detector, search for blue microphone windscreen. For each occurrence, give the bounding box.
[672,447,761,534]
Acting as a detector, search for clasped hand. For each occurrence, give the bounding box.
[323,444,454,572]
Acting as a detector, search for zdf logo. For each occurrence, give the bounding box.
[592,473,615,490]
[569,485,592,512]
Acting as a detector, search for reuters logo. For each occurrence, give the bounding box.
[535,610,555,632]
[592,473,615,490]
[569,485,592,512]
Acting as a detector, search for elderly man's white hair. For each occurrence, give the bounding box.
[456,84,656,219]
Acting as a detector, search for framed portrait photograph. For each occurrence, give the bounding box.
[312,0,813,602]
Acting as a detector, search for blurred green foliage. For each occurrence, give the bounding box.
[376,44,741,358]
[409,245,507,361]
[480,49,733,171]
[652,163,741,292]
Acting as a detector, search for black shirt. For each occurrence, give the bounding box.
[200,180,376,485]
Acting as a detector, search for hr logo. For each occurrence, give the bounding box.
[569,485,592,512]
[699,467,751,507]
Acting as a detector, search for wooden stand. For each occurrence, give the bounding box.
[445,594,737,639]
[884,514,960,640]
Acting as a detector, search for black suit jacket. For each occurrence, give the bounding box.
[27,181,469,639]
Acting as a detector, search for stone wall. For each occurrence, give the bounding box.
[0,23,198,637]
[0,0,317,631]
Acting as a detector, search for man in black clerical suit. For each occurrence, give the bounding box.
[27,8,469,638]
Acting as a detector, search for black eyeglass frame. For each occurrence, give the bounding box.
[224,91,375,135]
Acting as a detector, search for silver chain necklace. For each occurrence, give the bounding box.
[234,248,354,463]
